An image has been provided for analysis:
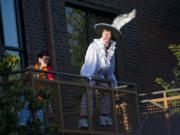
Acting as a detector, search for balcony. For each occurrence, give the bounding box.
[140,88,180,135]
[0,69,140,135]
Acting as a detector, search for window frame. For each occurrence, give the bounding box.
[65,2,117,45]
[0,0,27,68]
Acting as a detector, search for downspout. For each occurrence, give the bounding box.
[43,0,57,71]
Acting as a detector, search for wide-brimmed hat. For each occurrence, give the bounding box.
[94,9,136,41]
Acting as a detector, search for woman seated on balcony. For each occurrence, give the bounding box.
[18,51,53,134]
[27,52,54,80]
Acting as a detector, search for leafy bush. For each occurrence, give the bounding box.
[0,53,59,135]
[155,44,180,97]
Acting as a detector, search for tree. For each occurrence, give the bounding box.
[155,44,180,95]
[0,53,59,135]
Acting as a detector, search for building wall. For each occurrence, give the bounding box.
[133,1,180,93]
[21,0,71,73]
[21,0,180,93]
[21,0,48,65]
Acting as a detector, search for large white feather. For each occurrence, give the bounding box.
[112,9,136,30]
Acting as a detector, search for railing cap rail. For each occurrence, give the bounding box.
[0,68,136,86]
[139,88,180,97]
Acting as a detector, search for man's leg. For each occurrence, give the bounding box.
[100,83,112,126]
[100,91,112,115]
[100,91,113,126]
[78,89,94,128]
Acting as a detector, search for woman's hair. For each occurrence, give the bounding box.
[37,51,49,58]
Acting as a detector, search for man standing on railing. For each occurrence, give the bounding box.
[78,9,136,128]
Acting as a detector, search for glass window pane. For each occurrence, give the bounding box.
[0,0,19,47]
[65,7,88,74]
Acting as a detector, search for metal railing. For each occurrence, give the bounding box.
[0,69,140,135]
[139,89,180,135]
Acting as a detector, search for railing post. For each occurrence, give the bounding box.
[29,69,37,122]
[85,81,93,132]
[135,88,142,135]
[121,102,129,132]
[163,92,171,135]
[163,92,168,109]
[112,87,118,132]
[57,79,65,135]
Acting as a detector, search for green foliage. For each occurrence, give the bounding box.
[169,44,180,67]
[0,53,23,135]
[0,82,49,135]
[155,77,175,90]
[155,44,180,90]
[0,52,21,81]
[155,44,180,116]
[0,53,20,75]
[45,123,60,134]
[0,53,59,135]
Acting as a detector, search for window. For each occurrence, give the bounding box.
[65,5,115,74]
[0,0,25,70]
[66,7,87,74]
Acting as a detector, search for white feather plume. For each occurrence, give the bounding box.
[112,9,136,30]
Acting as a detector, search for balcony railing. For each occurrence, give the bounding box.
[0,69,140,135]
[139,89,180,135]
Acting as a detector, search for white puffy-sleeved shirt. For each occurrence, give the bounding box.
[81,38,117,87]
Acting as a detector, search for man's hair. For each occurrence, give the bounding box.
[103,29,112,33]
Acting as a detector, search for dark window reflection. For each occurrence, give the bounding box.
[66,7,88,74]
[0,0,19,47]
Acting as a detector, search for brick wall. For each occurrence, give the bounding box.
[21,0,71,73]
[21,0,180,94]
[21,0,48,65]
[50,0,71,73]
[129,0,180,93]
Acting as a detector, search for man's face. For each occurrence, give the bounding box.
[39,56,49,67]
[101,29,112,46]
